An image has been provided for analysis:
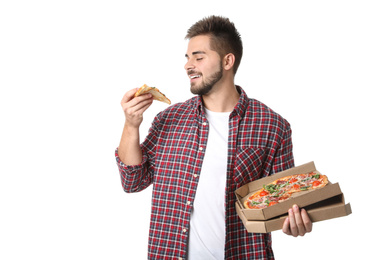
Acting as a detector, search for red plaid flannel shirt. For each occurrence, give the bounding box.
[115,86,294,259]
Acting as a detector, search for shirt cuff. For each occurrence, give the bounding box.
[115,147,146,171]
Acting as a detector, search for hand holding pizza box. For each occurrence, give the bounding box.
[234,162,352,233]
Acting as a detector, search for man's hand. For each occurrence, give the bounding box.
[118,88,153,166]
[121,88,154,129]
[282,204,312,237]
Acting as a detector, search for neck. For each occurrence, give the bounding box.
[202,76,240,112]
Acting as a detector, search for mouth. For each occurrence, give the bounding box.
[189,73,202,82]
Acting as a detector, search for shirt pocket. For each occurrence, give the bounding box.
[233,147,265,187]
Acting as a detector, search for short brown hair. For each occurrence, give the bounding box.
[185,16,243,74]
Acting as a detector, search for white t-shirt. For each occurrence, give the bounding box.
[188,108,230,260]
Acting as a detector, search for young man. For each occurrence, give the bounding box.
[116,16,312,260]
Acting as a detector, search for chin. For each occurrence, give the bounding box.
[189,64,223,95]
[190,83,213,96]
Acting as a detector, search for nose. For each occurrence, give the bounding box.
[184,59,194,71]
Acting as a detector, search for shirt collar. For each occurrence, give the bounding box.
[193,85,248,119]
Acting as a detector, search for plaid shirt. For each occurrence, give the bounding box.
[115,86,294,259]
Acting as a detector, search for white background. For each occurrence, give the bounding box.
[1,0,389,259]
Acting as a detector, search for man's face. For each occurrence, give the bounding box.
[185,35,223,95]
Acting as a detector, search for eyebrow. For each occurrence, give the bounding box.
[185,51,206,58]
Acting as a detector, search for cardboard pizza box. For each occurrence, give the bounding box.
[235,161,346,221]
[236,193,352,233]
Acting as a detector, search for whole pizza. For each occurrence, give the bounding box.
[244,172,328,209]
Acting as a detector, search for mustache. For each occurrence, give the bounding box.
[187,70,202,76]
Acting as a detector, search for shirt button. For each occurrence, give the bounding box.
[178,258,183,260]
[182,228,187,233]
[187,201,191,205]
[199,147,204,151]
[203,122,207,126]
[193,174,198,178]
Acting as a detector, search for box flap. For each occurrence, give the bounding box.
[236,194,352,233]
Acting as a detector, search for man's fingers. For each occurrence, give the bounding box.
[292,205,312,237]
[288,208,298,237]
[294,207,312,235]
[301,208,312,233]
[282,215,291,235]
[292,204,306,236]
[123,97,153,118]
[121,89,153,114]
[283,205,313,237]
[121,88,139,104]
[120,88,153,128]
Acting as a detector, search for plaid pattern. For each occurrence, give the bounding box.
[116,86,294,259]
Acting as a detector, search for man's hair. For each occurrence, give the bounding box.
[185,15,243,74]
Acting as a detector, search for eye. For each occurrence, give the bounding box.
[196,58,203,61]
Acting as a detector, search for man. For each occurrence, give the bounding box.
[116,15,312,259]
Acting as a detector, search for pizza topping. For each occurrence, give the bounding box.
[264,184,278,193]
[259,190,268,196]
[312,180,321,187]
[244,172,328,209]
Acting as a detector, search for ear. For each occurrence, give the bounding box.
[223,53,235,71]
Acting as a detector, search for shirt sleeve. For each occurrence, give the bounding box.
[115,147,153,192]
[115,113,161,193]
[271,121,295,175]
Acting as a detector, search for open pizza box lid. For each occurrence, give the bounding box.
[235,161,345,221]
[236,193,352,233]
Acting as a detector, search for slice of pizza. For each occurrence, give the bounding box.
[134,84,171,105]
[243,172,328,209]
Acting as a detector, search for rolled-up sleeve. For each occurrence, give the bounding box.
[115,113,161,193]
[115,147,153,193]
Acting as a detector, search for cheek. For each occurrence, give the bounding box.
[202,64,217,77]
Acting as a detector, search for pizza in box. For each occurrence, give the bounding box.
[244,172,328,209]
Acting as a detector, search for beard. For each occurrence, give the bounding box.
[190,63,223,96]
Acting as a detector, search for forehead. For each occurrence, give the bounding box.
[186,35,213,55]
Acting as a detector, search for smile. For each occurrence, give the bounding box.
[189,72,202,81]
